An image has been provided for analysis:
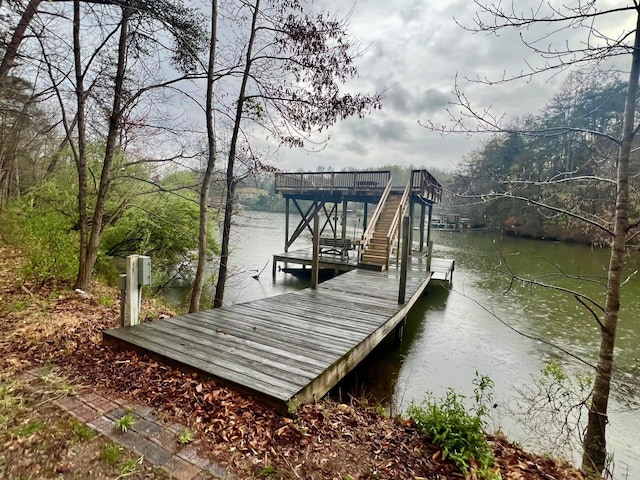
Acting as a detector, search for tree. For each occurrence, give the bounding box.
[188,0,218,313]
[0,75,55,208]
[211,0,381,308]
[1,0,207,289]
[429,3,640,476]
[73,0,207,289]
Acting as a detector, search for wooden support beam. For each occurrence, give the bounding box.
[409,200,415,252]
[312,213,320,289]
[419,203,426,252]
[341,199,348,261]
[285,198,290,253]
[363,202,368,231]
[398,216,410,304]
[287,200,325,250]
[320,203,337,237]
[426,204,433,249]
[394,317,406,345]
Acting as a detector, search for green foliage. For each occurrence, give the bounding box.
[259,465,277,476]
[374,404,389,418]
[101,443,124,466]
[17,420,45,437]
[0,149,217,288]
[0,189,78,285]
[101,180,217,289]
[286,397,302,414]
[407,373,499,479]
[120,456,143,476]
[70,419,96,441]
[114,412,136,432]
[177,427,193,445]
[97,295,114,307]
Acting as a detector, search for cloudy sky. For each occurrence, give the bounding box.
[274,0,634,173]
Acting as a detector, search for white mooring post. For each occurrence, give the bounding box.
[125,255,140,326]
[123,254,151,327]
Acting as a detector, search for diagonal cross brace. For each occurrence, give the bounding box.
[286,200,326,250]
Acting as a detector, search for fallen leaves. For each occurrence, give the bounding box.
[0,244,586,480]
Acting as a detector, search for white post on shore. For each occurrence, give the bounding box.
[124,254,151,327]
[125,255,140,326]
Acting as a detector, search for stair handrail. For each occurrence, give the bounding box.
[385,178,411,265]
[359,177,393,260]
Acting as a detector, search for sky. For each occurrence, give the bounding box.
[274,0,634,173]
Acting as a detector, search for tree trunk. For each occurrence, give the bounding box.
[75,1,130,289]
[73,0,89,290]
[0,0,43,84]
[580,9,640,476]
[189,0,218,313]
[213,0,260,308]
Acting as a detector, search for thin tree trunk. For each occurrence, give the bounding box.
[213,0,260,308]
[581,9,640,476]
[189,0,218,313]
[75,1,129,289]
[73,0,89,289]
[46,114,78,176]
[0,0,126,84]
[0,0,43,84]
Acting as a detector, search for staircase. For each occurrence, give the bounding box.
[359,193,403,270]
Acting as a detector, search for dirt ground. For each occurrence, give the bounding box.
[0,244,586,479]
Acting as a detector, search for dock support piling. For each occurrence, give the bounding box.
[419,204,426,251]
[395,317,406,345]
[312,213,320,289]
[341,199,348,261]
[285,198,290,253]
[409,200,415,251]
[398,216,410,304]
[426,204,433,248]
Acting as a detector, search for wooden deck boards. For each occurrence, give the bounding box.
[104,255,454,412]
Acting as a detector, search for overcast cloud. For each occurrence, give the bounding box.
[275,0,634,173]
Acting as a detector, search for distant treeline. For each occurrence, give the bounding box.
[443,70,640,245]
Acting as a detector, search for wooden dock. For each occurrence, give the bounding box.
[104,255,454,413]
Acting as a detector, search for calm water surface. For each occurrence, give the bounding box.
[166,210,640,476]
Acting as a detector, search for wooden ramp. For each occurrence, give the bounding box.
[104,256,454,413]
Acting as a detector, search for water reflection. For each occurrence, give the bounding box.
[162,212,639,475]
[339,230,640,476]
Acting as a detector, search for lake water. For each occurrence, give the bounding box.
[166,210,640,477]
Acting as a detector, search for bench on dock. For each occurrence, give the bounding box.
[319,237,353,258]
[356,180,379,188]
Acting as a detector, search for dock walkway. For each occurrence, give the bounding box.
[104,255,454,412]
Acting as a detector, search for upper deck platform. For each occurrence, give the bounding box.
[275,170,443,204]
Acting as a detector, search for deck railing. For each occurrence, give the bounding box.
[275,170,391,193]
[410,170,443,203]
[358,176,393,261]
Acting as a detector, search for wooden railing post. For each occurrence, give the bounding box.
[398,216,410,304]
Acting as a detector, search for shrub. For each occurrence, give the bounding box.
[407,373,499,479]
[0,195,78,286]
